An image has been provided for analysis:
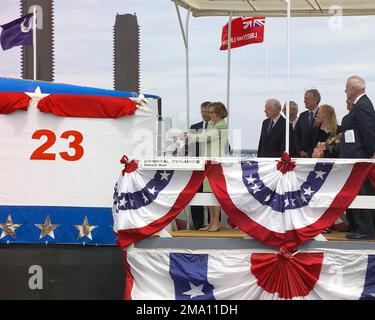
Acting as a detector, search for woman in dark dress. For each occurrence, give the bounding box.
[312,104,345,233]
[312,104,341,158]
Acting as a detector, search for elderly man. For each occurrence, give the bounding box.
[257,99,295,157]
[294,89,321,157]
[340,76,375,240]
[283,101,299,129]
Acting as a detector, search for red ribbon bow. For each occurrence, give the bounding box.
[120,155,138,175]
[276,152,296,174]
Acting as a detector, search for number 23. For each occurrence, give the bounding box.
[30,129,84,161]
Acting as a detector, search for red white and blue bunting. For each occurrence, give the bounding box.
[124,246,375,300]
[114,156,375,250]
[113,159,207,248]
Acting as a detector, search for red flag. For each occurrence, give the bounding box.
[220,16,265,50]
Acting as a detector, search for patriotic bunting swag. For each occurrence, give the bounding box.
[114,155,374,250]
[124,247,375,300]
[114,155,375,300]
[113,159,207,248]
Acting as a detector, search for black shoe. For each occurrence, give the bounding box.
[345,233,375,240]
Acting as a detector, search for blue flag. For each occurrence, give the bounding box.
[1,13,33,50]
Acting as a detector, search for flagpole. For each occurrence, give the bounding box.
[285,0,291,154]
[226,13,233,128]
[32,6,37,81]
[264,17,268,104]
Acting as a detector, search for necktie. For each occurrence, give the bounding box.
[267,120,274,133]
[308,111,314,127]
[204,121,208,129]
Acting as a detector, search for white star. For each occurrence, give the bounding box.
[24,86,50,103]
[142,193,148,203]
[120,198,127,207]
[148,186,157,196]
[159,171,171,181]
[300,194,308,203]
[303,187,314,196]
[245,175,256,185]
[264,195,271,202]
[290,198,296,207]
[284,198,289,207]
[182,282,205,299]
[315,170,327,180]
[129,199,135,207]
[251,183,261,193]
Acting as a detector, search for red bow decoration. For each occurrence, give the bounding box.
[120,155,138,175]
[276,152,296,174]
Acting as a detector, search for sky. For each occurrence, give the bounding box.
[1,0,375,149]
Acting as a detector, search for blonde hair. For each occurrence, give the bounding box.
[319,104,338,134]
[209,102,228,119]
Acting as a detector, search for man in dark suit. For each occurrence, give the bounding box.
[340,76,375,240]
[294,89,321,157]
[187,101,211,229]
[257,99,296,157]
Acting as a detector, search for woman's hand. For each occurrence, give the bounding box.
[312,142,325,158]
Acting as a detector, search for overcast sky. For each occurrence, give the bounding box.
[1,0,375,149]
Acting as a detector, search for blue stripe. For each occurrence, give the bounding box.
[0,205,116,245]
[169,253,215,300]
[0,77,159,99]
[360,255,375,300]
[241,161,334,213]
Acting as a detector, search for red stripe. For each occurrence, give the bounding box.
[37,94,137,118]
[122,250,134,300]
[116,169,207,249]
[208,162,373,250]
[369,164,375,189]
[0,92,31,114]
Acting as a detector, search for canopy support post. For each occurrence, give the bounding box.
[174,1,190,131]
[285,0,291,154]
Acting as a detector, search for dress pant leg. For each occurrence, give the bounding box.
[191,183,204,229]
[351,179,375,236]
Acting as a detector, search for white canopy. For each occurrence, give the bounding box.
[174,0,375,17]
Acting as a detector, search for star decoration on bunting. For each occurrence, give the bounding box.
[142,192,148,203]
[159,171,171,181]
[251,183,261,194]
[120,197,128,207]
[303,187,314,196]
[35,215,60,239]
[74,216,98,240]
[182,282,205,299]
[314,170,327,180]
[24,86,50,103]
[148,186,157,195]
[0,214,22,239]
[245,175,256,185]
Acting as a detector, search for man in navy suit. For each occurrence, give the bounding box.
[340,76,375,240]
[187,101,211,229]
[257,99,296,157]
[294,89,321,157]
